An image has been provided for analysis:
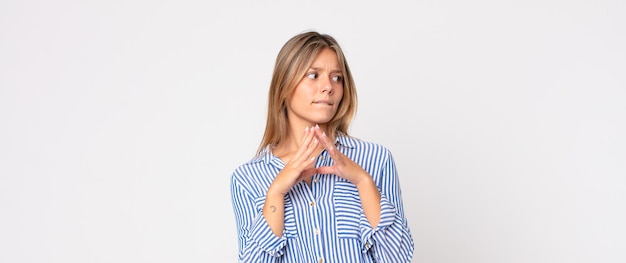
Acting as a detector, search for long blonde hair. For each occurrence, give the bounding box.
[257,31,358,154]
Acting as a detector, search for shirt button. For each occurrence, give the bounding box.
[321,156,325,160]
[314,229,320,235]
[314,179,319,183]
[318,259,324,263]
[310,201,315,207]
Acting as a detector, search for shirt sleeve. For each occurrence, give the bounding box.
[231,173,287,263]
[358,150,415,263]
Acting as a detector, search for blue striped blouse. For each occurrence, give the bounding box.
[230,134,414,263]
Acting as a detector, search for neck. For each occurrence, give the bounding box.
[276,122,332,156]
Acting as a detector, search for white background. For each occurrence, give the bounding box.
[1,0,625,262]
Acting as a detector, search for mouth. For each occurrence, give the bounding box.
[313,100,334,106]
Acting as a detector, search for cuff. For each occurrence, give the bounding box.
[249,212,287,257]
[360,194,397,253]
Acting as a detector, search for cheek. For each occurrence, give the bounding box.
[293,83,313,99]
[285,92,298,111]
[336,86,345,99]
[335,90,344,107]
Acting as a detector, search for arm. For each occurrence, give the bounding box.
[354,172,382,228]
[231,127,321,261]
[264,126,319,236]
[313,126,413,262]
[231,174,286,262]
[262,189,285,237]
[361,151,414,263]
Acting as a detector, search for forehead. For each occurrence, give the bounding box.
[309,48,340,69]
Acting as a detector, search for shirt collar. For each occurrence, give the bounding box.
[335,132,357,149]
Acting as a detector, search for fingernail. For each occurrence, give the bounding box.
[314,138,318,144]
[315,124,319,129]
[322,132,327,137]
[305,126,309,132]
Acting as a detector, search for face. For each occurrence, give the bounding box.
[286,48,344,128]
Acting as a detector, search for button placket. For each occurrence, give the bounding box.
[311,150,330,263]
[310,198,324,263]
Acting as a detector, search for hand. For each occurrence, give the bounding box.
[268,127,319,196]
[312,125,371,186]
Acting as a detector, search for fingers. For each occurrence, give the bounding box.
[300,127,319,165]
[312,125,339,160]
[291,126,318,165]
[271,126,326,194]
[315,166,335,175]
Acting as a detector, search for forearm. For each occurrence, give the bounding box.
[263,187,286,237]
[355,174,381,228]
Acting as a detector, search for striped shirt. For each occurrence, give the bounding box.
[230,134,414,263]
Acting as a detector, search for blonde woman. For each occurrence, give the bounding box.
[231,31,414,263]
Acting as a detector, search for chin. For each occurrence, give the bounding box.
[309,117,334,124]
[295,110,337,125]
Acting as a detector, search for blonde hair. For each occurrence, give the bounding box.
[257,31,357,154]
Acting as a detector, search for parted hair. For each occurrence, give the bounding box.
[257,31,357,155]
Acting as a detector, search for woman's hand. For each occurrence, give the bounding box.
[313,125,381,228]
[268,127,319,196]
[312,125,370,186]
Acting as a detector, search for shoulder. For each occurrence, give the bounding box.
[230,149,276,195]
[231,153,267,181]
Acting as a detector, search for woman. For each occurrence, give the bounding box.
[230,31,414,263]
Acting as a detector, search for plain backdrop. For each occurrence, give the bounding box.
[1,0,625,262]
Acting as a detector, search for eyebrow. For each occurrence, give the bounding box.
[309,67,343,74]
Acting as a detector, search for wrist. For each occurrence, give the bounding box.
[267,185,287,198]
[354,171,374,188]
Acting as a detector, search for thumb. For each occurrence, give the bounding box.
[315,166,335,175]
[298,168,317,181]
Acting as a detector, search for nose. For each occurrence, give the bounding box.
[321,75,333,95]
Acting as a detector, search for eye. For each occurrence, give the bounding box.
[332,75,343,82]
[306,72,318,79]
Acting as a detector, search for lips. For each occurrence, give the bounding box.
[313,99,333,106]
